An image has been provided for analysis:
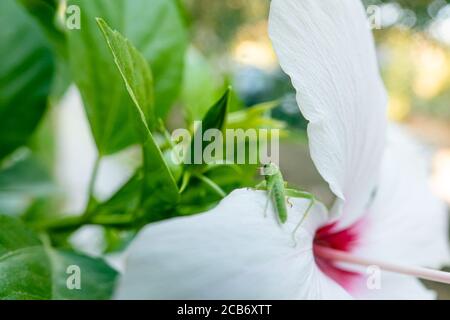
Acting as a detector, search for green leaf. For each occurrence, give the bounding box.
[0,246,51,299]
[140,137,180,215]
[0,155,54,196]
[0,0,54,160]
[97,19,179,216]
[18,0,67,58]
[0,215,41,256]
[187,88,230,168]
[0,154,55,216]
[96,18,155,131]
[227,100,287,131]
[0,215,118,300]
[67,0,187,155]
[181,47,221,123]
[47,249,118,300]
[201,89,230,133]
[18,0,72,101]
[94,173,142,217]
[103,229,135,254]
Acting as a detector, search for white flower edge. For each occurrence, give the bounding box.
[114,191,351,299]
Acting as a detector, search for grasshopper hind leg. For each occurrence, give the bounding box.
[284,189,316,247]
[292,196,315,247]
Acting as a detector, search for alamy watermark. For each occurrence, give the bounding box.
[170,122,280,166]
[367,5,382,30]
[366,265,382,290]
[66,265,81,290]
[55,3,411,33]
[58,3,81,30]
[66,5,81,30]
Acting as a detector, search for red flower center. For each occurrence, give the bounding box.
[313,220,365,291]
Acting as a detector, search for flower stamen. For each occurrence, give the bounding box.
[314,245,450,285]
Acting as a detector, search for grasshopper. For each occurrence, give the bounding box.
[255,163,315,245]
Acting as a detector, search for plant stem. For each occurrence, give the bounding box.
[36,215,84,232]
[91,215,135,227]
[38,214,136,232]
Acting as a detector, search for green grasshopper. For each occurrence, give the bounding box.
[255,163,316,245]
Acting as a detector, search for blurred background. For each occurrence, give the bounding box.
[182,0,450,207]
[1,0,449,299]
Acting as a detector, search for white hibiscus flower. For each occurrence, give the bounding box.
[114,0,450,299]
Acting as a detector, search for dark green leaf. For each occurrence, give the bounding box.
[201,89,230,132]
[0,154,55,216]
[0,0,54,160]
[18,0,72,101]
[0,246,51,299]
[0,215,117,300]
[187,88,230,168]
[0,215,41,255]
[18,0,67,58]
[48,249,118,300]
[0,155,54,196]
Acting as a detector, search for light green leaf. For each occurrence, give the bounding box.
[96,18,155,131]
[0,215,117,300]
[0,0,54,160]
[67,0,187,155]
[97,19,179,217]
[227,100,287,131]
[181,47,221,123]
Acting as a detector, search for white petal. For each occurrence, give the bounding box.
[356,126,449,267]
[352,126,449,299]
[356,273,436,300]
[268,0,388,228]
[115,189,350,299]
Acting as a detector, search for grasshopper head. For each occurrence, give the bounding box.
[260,162,279,176]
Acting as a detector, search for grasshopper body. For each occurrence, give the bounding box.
[257,163,316,245]
[261,163,288,223]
